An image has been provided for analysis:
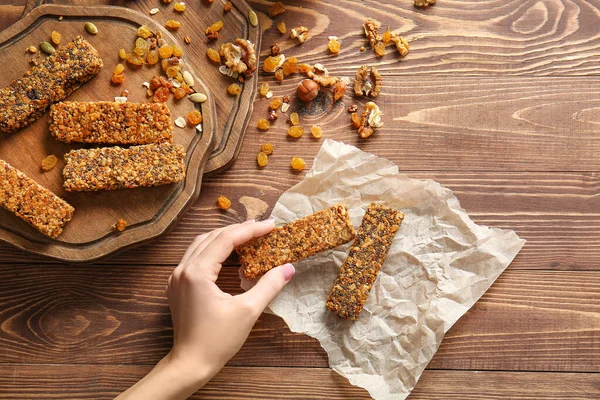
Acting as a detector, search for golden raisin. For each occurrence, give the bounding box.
[269,97,283,110]
[165,20,181,30]
[299,63,313,74]
[111,74,125,84]
[289,112,299,126]
[227,83,242,95]
[382,28,392,44]
[41,154,58,171]
[257,152,269,167]
[224,1,232,11]
[263,54,285,73]
[290,156,306,171]
[51,30,61,45]
[187,110,203,125]
[113,219,127,232]
[274,69,284,81]
[261,143,274,155]
[172,87,187,99]
[172,44,183,57]
[217,196,231,210]
[134,37,148,56]
[277,21,286,34]
[153,86,170,102]
[113,63,125,75]
[287,125,304,138]
[166,66,181,78]
[206,48,221,63]
[146,50,159,65]
[350,112,361,128]
[310,125,323,139]
[173,2,186,12]
[206,20,223,36]
[137,25,153,38]
[328,37,341,54]
[257,118,270,130]
[259,82,270,96]
[268,1,286,17]
[282,56,298,76]
[158,44,174,59]
[118,48,127,60]
[126,53,144,66]
[374,41,386,57]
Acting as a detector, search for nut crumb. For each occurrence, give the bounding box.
[270,43,280,56]
[113,219,127,232]
[347,104,358,113]
[290,26,309,43]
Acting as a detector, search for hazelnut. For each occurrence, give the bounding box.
[297,79,319,102]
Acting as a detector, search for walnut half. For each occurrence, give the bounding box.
[354,65,382,98]
[358,101,384,139]
[363,18,381,48]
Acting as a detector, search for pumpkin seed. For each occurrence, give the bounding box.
[84,22,98,35]
[182,71,194,87]
[248,10,258,27]
[174,116,187,128]
[149,8,159,15]
[188,93,207,103]
[40,41,55,54]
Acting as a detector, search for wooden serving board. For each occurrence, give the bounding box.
[0,4,216,262]
[21,0,261,175]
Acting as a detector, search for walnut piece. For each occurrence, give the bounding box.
[391,34,410,56]
[363,18,381,48]
[354,65,382,98]
[358,101,384,138]
[270,43,280,56]
[236,38,257,76]
[415,0,435,7]
[290,26,309,43]
[220,39,257,77]
[333,77,349,102]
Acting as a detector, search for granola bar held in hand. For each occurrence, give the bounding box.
[49,101,173,145]
[63,143,186,192]
[326,203,404,320]
[0,36,103,134]
[236,204,356,280]
[0,159,74,238]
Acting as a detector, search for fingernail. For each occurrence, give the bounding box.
[246,219,255,223]
[264,216,276,224]
[281,263,295,281]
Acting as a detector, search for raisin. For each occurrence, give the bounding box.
[350,112,361,128]
[146,50,159,65]
[310,125,323,139]
[224,1,233,11]
[269,97,283,110]
[166,65,181,78]
[289,112,299,126]
[113,63,125,75]
[153,86,170,102]
[41,154,58,171]
[227,83,242,95]
[374,41,386,57]
[257,152,269,167]
[287,125,304,138]
[113,219,128,232]
[165,20,181,30]
[290,156,306,171]
[137,25,153,38]
[126,53,144,66]
[282,56,298,76]
[259,82,270,96]
[257,118,270,131]
[172,87,187,99]
[51,31,61,45]
[134,37,148,56]
[172,44,183,57]
[118,48,127,60]
[261,143,274,155]
[206,48,221,63]
[277,21,286,34]
[217,196,231,210]
[263,54,285,73]
[274,69,284,81]
[158,44,174,59]
[187,110,203,125]
[173,2,186,12]
[328,38,341,54]
[206,20,223,38]
[111,74,125,84]
[382,28,392,43]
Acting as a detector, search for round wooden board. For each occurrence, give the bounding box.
[0,4,216,262]
[21,0,261,175]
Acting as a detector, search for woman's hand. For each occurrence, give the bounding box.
[116,220,295,400]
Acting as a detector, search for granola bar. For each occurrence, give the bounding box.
[0,36,103,134]
[236,204,356,280]
[63,143,186,192]
[0,159,74,238]
[49,101,173,144]
[326,203,404,320]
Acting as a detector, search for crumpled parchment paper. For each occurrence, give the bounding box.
[242,139,525,400]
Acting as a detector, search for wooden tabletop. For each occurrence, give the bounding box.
[1,1,599,399]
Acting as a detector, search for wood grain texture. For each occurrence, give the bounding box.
[0,264,597,373]
[0,364,598,399]
[0,5,216,261]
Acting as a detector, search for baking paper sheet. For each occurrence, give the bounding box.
[242,139,525,399]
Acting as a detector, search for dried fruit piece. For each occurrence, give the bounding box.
[41,154,58,171]
[217,196,232,210]
[158,44,174,59]
[257,118,270,131]
[257,151,269,167]
[363,18,380,48]
[358,101,384,138]
[269,97,283,110]
[171,87,187,99]
[187,110,203,125]
[166,65,181,78]
[282,56,298,76]
[26,45,37,54]
[113,218,127,232]
[290,26,309,43]
[259,82,270,96]
[350,112,361,128]
[415,0,436,6]
[146,49,159,65]
[206,48,221,63]
[297,79,319,102]
[134,37,148,56]
[118,48,127,59]
[287,125,304,138]
[113,63,125,75]
[268,1,286,17]
[374,41,386,57]
[51,31,61,45]
[277,21,286,34]
[290,156,306,171]
[153,86,170,102]
[111,74,125,84]
[248,10,258,27]
[228,83,242,95]
[289,112,299,126]
[333,78,349,102]
[310,125,322,139]
[328,37,341,54]
[174,2,186,12]
[137,25,153,38]
[126,52,144,67]
[263,54,285,73]
[382,28,392,44]
[40,41,55,55]
[165,19,181,30]
[224,2,233,12]
[261,143,274,155]
[84,22,98,35]
[270,43,280,56]
[354,65,382,98]
[206,20,223,39]
[274,69,284,81]
[172,44,183,57]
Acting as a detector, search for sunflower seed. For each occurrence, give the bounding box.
[40,41,55,54]
[188,93,207,103]
[84,22,98,35]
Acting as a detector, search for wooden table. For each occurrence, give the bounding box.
[1,1,599,398]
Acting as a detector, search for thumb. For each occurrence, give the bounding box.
[241,263,295,313]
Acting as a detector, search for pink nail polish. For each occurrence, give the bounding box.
[281,263,295,281]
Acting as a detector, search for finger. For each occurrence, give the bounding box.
[179,232,213,265]
[237,263,295,313]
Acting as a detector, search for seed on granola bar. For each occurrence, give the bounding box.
[0,159,74,238]
[326,203,403,320]
[236,204,356,279]
[0,36,102,134]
